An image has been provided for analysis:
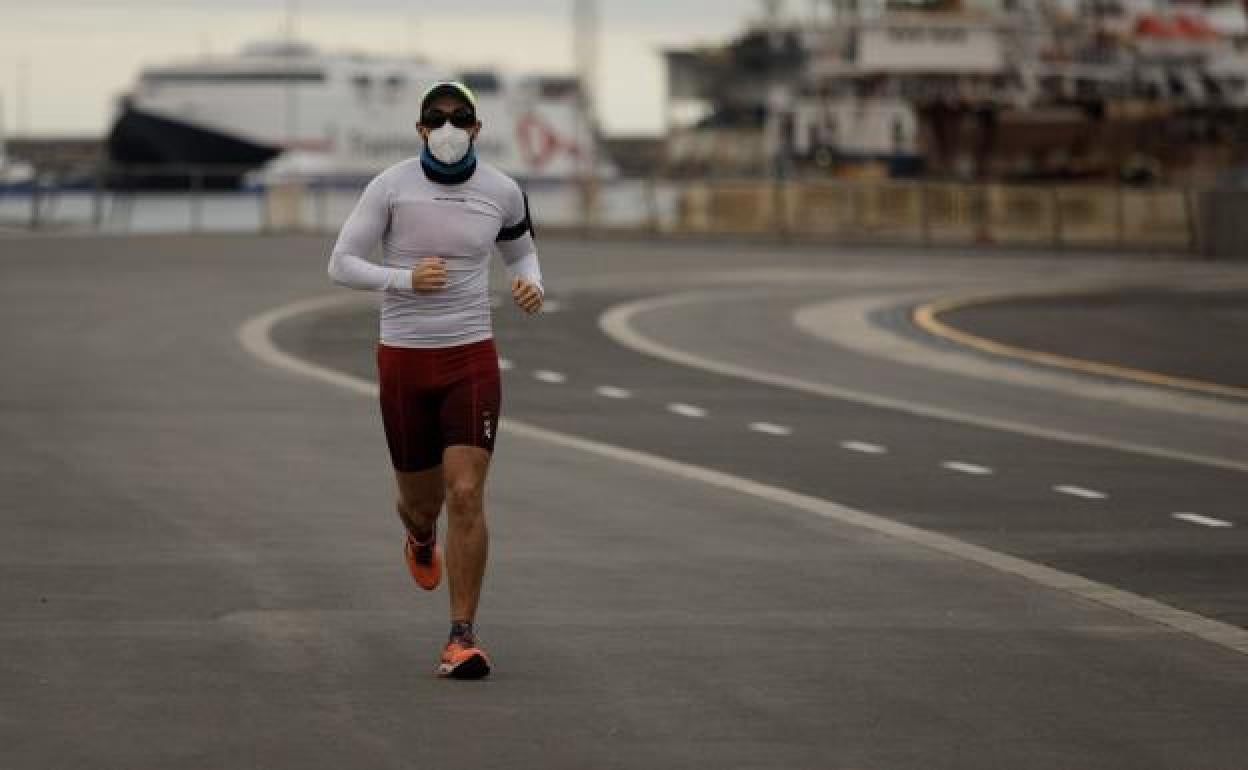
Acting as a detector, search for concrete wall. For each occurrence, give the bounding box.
[1199,190,1248,259]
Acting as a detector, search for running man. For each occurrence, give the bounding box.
[327,81,544,679]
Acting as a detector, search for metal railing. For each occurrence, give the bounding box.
[0,164,1205,254]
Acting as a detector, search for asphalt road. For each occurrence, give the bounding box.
[3,234,1247,769]
[280,289,1248,628]
[937,287,1248,390]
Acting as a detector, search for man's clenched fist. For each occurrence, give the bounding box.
[411,257,447,292]
[512,278,543,314]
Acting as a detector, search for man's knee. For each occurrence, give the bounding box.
[445,479,484,518]
[397,496,441,523]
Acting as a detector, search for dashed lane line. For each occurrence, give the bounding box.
[596,385,633,399]
[942,461,994,476]
[600,292,1248,475]
[521,367,1197,536]
[240,294,1248,658]
[1172,513,1234,529]
[668,403,708,419]
[1054,485,1109,500]
[841,440,888,455]
[534,370,567,384]
[464,333,1192,536]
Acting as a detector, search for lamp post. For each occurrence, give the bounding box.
[16,56,31,138]
[573,0,600,228]
[283,0,300,152]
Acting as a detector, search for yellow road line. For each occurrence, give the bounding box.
[913,292,1248,402]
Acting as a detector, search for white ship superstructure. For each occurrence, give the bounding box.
[107,41,604,185]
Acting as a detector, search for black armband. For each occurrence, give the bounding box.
[496,193,535,242]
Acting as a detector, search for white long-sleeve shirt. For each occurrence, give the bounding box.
[327,157,542,348]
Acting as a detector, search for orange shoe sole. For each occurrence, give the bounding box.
[437,647,492,680]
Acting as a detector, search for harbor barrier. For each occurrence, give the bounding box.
[668,179,1198,252]
[0,163,1227,255]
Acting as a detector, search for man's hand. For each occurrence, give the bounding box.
[512,278,543,314]
[411,257,447,292]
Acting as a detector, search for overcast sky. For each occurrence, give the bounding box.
[0,0,769,137]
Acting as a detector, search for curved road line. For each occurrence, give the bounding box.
[238,293,1248,658]
[793,290,1248,426]
[599,290,1248,474]
[914,293,1248,401]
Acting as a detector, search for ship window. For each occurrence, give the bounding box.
[382,74,405,104]
[142,71,325,84]
[458,71,501,94]
[534,77,580,100]
[352,74,374,102]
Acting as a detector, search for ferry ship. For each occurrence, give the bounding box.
[663,0,1248,183]
[106,40,606,187]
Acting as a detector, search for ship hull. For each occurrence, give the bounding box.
[106,101,282,189]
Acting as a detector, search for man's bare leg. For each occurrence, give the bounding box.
[442,445,491,624]
[396,467,444,541]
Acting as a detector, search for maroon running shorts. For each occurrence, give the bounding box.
[376,338,501,472]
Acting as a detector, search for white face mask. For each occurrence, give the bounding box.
[427,123,473,165]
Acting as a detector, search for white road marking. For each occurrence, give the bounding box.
[600,292,1248,475]
[942,461,994,476]
[498,358,514,371]
[534,370,567,384]
[596,385,633,399]
[240,293,1248,659]
[668,403,707,419]
[749,422,792,436]
[797,291,1248,430]
[841,440,887,455]
[1054,485,1108,500]
[1172,513,1233,529]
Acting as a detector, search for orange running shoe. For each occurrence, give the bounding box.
[437,638,492,680]
[404,533,442,591]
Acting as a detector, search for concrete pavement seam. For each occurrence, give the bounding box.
[239,293,1248,659]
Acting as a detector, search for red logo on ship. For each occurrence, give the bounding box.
[515,113,583,170]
